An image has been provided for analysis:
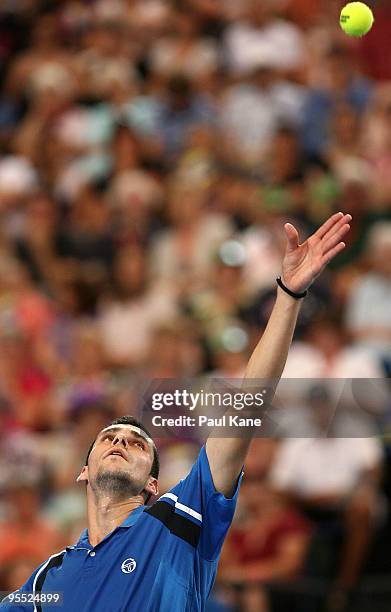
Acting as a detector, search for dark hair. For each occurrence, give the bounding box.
[84,415,159,479]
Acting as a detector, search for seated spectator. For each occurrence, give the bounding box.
[0,330,53,430]
[60,321,114,402]
[157,74,216,159]
[149,6,219,84]
[208,320,251,378]
[0,427,46,499]
[361,86,391,206]
[98,245,178,367]
[142,321,205,378]
[150,182,233,286]
[326,102,373,190]
[0,482,63,567]
[11,54,78,167]
[219,62,305,167]
[219,477,311,612]
[361,83,391,161]
[282,313,385,379]
[75,20,131,100]
[257,126,308,215]
[13,192,59,292]
[278,314,387,439]
[270,427,383,611]
[223,0,305,77]
[56,183,115,281]
[5,13,76,99]
[302,45,372,157]
[107,168,163,247]
[345,222,391,375]
[184,239,253,330]
[0,156,39,212]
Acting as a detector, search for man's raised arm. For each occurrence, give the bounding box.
[206,212,352,496]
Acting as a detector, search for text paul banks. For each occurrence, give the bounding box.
[151,415,263,427]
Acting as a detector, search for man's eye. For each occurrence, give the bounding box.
[134,441,145,450]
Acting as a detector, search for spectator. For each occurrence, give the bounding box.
[219,477,311,612]
[0,482,63,567]
[142,320,205,378]
[282,314,385,379]
[75,20,130,100]
[223,0,305,76]
[149,6,219,84]
[6,13,75,99]
[361,85,391,205]
[270,424,383,611]
[302,45,372,156]
[98,245,178,366]
[13,192,59,291]
[157,74,216,159]
[219,63,305,167]
[345,222,391,374]
[150,182,233,285]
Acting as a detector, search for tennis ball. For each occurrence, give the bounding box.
[340,2,374,37]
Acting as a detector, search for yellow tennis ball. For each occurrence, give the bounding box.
[340,2,374,37]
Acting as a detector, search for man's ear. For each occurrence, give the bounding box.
[144,476,159,499]
[76,465,89,484]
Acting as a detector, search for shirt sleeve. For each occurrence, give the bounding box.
[163,445,243,561]
[0,560,48,610]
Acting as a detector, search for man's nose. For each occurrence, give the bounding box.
[112,434,128,448]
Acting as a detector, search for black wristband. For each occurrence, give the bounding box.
[276,276,307,299]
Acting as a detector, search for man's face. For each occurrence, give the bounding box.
[78,426,158,500]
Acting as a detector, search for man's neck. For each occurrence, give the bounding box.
[86,490,144,547]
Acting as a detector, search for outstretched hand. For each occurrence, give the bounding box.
[281,212,351,294]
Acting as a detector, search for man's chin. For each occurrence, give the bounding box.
[94,469,138,498]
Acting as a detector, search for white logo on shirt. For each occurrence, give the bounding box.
[121,558,137,573]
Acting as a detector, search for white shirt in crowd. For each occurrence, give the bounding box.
[224,19,305,74]
[270,437,382,497]
[345,273,391,361]
[98,283,178,363]
[220,81,305,161]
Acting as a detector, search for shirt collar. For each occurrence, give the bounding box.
[119,505,146,528]
[75,505,146,546]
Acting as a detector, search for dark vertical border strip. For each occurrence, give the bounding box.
[34,552,65,612]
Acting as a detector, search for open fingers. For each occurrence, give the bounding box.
[321,213,352,245]
[313,212,344,240]
[314,212,351,241]
[321,222,350,254]
[321,241,346,266]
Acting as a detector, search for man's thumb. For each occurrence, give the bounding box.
[284,223,299,251]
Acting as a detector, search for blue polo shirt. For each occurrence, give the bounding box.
[0,446,242,611]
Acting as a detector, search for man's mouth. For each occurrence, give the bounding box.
[105,449,127,461]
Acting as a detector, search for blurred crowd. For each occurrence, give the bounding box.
[0,1,390,611]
